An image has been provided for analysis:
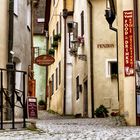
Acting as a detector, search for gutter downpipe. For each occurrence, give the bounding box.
[88,1,94,118]
[109,24,119,101]
[134,0,139,60]
[7,0,15,121]
[8,0,14,63]
[63,0,67,115]
[134,0,139,125]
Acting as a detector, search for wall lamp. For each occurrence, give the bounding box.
[105,0,116,28]
[67,21,78,48]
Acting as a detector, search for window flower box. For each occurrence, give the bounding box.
[51,41,58,48]
[48,48,55,56]
[69,46,78,56]
[111,73,118,79]
[77,36,84,45]
[53,34,61,42]
[38,100,46,110]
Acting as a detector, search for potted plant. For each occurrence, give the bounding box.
[53,34,61,41]
[51,41,58,48]
[77,36,84,46]
[38,100,46,110]
[94,105,109,118]
[48,48,55,56]
[57,33,61,41]
[69,46,78,56]
[111,73,117,79]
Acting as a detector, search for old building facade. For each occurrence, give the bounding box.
[45,0,74,115]
[0,0,32,119]
[45,0,140,125]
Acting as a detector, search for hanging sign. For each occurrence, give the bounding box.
[35,54,55,66]
[123,10,134,76]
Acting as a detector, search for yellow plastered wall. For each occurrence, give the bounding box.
[48,0,64,115]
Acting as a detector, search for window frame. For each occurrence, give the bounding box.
[106,59,117,78]
[76,76,80,100]
[52,74,54,95]
[56,68,58,90]
[59,61,61,85]
[27,2,31,30]
[14,0,18,16]
[81,11,84,36]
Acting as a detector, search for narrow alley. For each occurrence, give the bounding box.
[0,111,140,140]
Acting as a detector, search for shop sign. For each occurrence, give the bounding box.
[35,54,55,66]
[123,10,134,76]
[97,44,114,48]
[27,97,38,119]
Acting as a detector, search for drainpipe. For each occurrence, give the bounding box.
[88,1,94,118]
[134,0,139,125]
[105,1,119,101]
[63,0,67,115]
[45,31,49,108]
[109,24,119,101]
[6,0,14,120]
[8,0,14,63]
[31,0,34,70]
[133,0,139,60]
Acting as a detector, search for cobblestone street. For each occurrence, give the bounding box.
[0,111,140,140]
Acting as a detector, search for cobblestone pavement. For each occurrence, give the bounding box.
[0,111,140,140]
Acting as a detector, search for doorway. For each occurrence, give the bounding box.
[83,80,88,117]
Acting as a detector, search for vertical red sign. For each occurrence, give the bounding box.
[123,10,134,76]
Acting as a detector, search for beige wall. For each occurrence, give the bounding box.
[0,0,8,68]
[92,0,119,112]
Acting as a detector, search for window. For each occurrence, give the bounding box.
[53,30,55,39]
[37,18,45,23]
[59,13,61,34]
[106,59,118,78]
[14,0,18,16]
[76,76,80,100]
[59,61,61,85]
[50,36,53,47]
[27,2,31,30]
[56,68,58,90]
[53,0,55,6]
[34,47,39,58]
[56,22,58,35]
[81,11,84,36]
[52,74,54,95]
[111,62,118,75]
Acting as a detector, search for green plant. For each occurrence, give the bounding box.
[57,33,61,41]
[94,105,109,118]
[51,41,58,48]
[111,113,127,126]
[38,100,45,105]
[53,34,61,41]
[111,73,117,79]
[48,48,55,55]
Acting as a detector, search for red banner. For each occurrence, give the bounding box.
[123,10,134,76]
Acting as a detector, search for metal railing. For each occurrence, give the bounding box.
[0,68,27,129]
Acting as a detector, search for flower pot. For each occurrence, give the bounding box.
[38,104,46,110]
